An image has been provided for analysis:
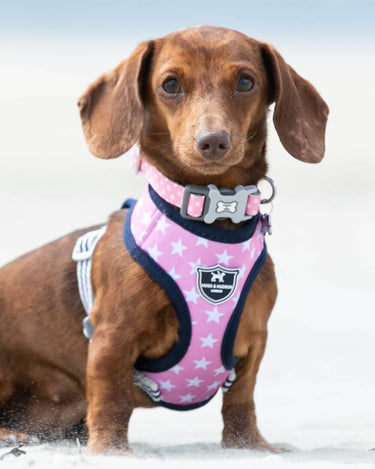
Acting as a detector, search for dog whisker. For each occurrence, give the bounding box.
[146,142,174,151]
[245,132,258,143]
[150,131,171,137]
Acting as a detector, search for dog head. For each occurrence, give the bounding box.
[78,26,328,186]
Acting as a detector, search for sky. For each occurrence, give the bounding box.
[1,0,374,44]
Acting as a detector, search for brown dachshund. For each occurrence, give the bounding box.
[0,26,328,453]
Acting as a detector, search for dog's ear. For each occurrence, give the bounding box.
[261,43,329,163]
[77,41,153,159]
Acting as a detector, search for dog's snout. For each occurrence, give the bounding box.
[196,130,231,160]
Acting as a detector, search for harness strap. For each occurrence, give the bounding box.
[72,226,106,339]
[133,370,161,402]
[223,368,236,392]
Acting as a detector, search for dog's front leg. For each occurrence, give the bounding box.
[86,316,138,454]
[221,331,278,452]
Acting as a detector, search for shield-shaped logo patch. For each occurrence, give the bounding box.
[196,265,240,304]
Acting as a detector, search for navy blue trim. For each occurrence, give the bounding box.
[149,185,260,244]
[157,393,216,411]
[221,244,268,369]
[122,198,136,210]
[124,201,192,373]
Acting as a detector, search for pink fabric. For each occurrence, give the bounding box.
[246,195,261,216]
[129,145,260,218]
[186,193,205,218]
[130,187,265,407]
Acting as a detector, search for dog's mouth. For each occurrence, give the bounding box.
[187,150,245,176]
[189,160,232,175]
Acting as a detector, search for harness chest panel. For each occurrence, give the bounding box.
[124,185,267,410]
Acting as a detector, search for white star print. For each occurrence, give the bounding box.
[155,216,170,235]
[138,229,147,242]
[214,366,226,376]
[169,267,181,281]
[147,244,162,262]
[207,381,221,391]
[205,306,225,324]
[232,294,240,305]
[189,258,201,274]
[179,393,195,403]
[200,333,219,349]
[250,246,256,259]
[141,211,152,226]
[159,380,176,392]
[171,365,184,375]
[184,287,200,304]
[196,237,208,248]
[216,249,233,266]
[242,239,251,252]
[186,376,204,388]
[238,265,247,280]
[194,357,212,370]
[170,239,187,257]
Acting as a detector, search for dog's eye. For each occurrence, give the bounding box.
[162,78,181,94]
[236,75,254,92]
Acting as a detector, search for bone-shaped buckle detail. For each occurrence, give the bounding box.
[181,183,259,223]
[203,184,258,223]
[204,184,258,224]
[216,201,238,214]
[204,185,246,223]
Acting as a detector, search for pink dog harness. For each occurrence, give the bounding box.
[73,147,272,411]
[121,148,269,410]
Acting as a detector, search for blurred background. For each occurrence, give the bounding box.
[0,0,374,462]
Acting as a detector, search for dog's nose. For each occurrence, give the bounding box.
[196,130,231,160]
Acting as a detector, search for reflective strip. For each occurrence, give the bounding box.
[222,368,236,393]
[133,370,161,402]
[72,226,107,338]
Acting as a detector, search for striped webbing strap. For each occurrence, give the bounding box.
[71,226,106,339]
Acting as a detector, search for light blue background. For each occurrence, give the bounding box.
[1,0,374,42]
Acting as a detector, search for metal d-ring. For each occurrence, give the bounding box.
[260,175,276,205]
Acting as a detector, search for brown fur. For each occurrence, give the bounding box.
[0,26,328,453]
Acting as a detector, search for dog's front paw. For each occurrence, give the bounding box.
[87,432,131,455]
[222,433,284,453]
[251,441,286,454]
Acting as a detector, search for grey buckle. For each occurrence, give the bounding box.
[181,184,259,224]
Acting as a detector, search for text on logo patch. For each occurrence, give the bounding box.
[196,265,240,304]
